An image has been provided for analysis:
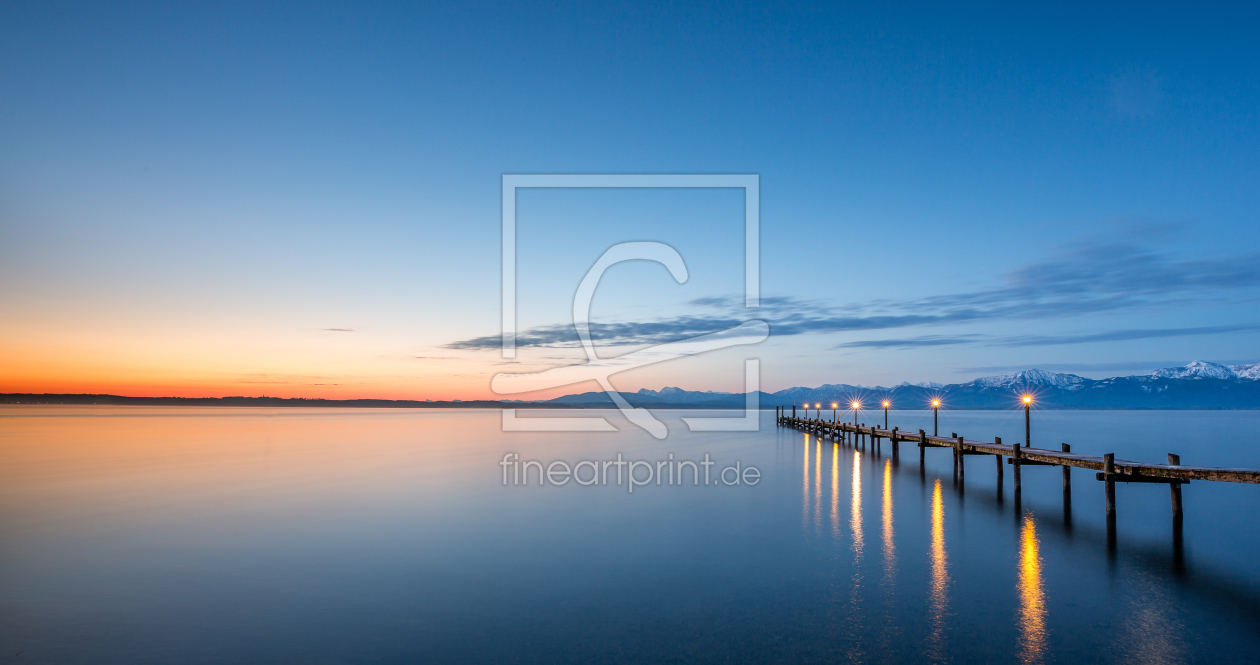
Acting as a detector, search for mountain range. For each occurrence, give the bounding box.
[543,361,1260,409]
[6,361,1260,410]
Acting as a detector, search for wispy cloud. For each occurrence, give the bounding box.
[840,323,1260,350]
[444,242,1260,350]
[444,317,748,350]
[959,361,1195,374]
[323,328,354,332]
[838,334,985,349]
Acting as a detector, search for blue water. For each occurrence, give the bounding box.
[1,406,1258,663]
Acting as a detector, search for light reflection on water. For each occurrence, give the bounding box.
[882,458,895,581]
[814,438,822,531]
[851,449,864,556]
[4,407,1260,663]
[846,448,867,661]
[926,478,950,662]
[830,442,840,538]
[802,431,810,529]
[1018,513,1047,663]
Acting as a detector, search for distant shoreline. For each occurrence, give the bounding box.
[2,394,1258,410]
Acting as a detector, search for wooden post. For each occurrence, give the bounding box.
[951,432,958,475]
[1060,443,1072,526]
[892,427,899,461]
[1061,443,1072,491]
[1171,452,1185,571]
[1168,453,1183,520]
[1104,453,1116,520]
[956,436,965,481]
[919,429,926,466]
[1013,442,1022,493]
[995,436,1004,481]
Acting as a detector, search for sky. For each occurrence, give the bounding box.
[2,1,1259,400]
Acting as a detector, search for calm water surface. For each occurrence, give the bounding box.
[2,406,1259,663]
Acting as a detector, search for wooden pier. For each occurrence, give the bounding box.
[774,405,1260,534]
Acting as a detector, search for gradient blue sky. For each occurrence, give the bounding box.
[2,1,1258,398]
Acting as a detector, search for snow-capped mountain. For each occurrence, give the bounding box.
[896,381,944,389]
[963,369,1088,390]
[1145,360,1260,381]
[542,361,1260,409]
[1236,363,1260,380]
[635,387,736,403]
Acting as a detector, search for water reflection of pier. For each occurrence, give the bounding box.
[782,420,1248,664]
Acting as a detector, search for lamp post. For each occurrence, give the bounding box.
[1023,395,1032,448]
[815,403,821,420]
[931,399,940,436]
[882,400,889,429]
[831,402,838,422]
[851,401,861,427]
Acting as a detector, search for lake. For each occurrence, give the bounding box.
[2,406,1259,663]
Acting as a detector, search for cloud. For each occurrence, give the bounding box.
[838,334,985,349]
[443,241,1260,350]
[444,316,748,350]
[996,324,1260,347]
[323,328,354,332]
[958,361,1200,374]
[840,323,1260,350]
